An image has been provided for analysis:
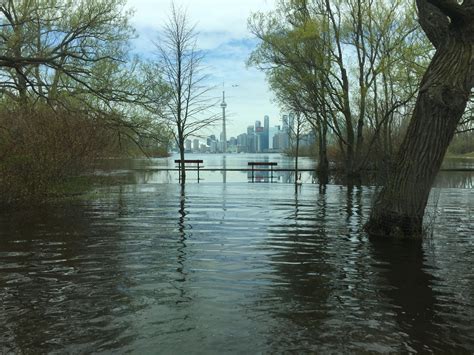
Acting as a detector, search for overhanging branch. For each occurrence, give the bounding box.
[427,0,465,21]
[416,0,450,49]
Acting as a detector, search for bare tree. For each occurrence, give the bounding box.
[153,3,218,184]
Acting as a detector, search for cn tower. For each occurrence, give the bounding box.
[221,90,227,153]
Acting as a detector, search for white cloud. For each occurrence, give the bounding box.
[128,0,274,38]
[127,0,282,137]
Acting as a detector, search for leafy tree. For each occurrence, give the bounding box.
[0,0,135,104]
[0,0,169,154]
[0,0,171,204]
[366,0,474,238]
[249,0,332,174]
[249,0,428,177]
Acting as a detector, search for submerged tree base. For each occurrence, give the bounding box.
[364,213,423,239]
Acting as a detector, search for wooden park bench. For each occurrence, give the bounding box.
[175,159,204,182]
[247,161,278,183]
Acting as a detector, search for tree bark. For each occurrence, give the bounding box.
[366,1,473,238]
[179,139,186,184]
[317,121,329,174]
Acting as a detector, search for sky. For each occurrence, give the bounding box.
[127,0,281,138]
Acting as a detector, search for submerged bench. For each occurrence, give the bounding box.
[247,161,278,183]
[175,159,204,182]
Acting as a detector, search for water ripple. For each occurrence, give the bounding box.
[0,183,473,353]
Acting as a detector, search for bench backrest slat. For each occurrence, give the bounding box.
[175,159,203,164]
[248,162,277,166]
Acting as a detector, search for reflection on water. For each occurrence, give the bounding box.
[95,154,473,188]
[0,203,137,352]
[1,156,473,352]
[441,157,474,169]
[435,171,473,188]
[371,240,453,353]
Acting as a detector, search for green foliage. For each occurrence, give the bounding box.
[248,0,432,173]
[0,0,136,103]
[0,0,173,205]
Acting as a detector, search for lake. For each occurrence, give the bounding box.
[0,154,473,353]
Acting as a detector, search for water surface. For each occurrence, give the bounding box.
[0,155,473,353]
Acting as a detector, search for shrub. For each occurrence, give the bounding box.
[0,107,115,205]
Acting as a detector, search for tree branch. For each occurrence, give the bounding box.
[427,0,465,20]
[416,0,450,48]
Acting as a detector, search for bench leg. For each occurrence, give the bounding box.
[197,163,200,183]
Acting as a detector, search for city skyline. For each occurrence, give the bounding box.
[128,0,281,138]
[180,112,316,154]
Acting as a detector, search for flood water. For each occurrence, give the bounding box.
[1,154,473,353]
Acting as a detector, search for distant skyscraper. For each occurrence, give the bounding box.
[247,125,256,153]
[185,139,192,151]
[210,140,217,153]
[273,134,280,150]
[248,135,256,153]
[193,139,199,151]
[237,133,248,152]
[221,91,227,153]
[263,115,270,152]
[269,126,279,150]
[255,120,263,152]
[288,113,295,131]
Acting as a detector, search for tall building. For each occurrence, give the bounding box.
[273,131,289,151]
[271,120,290,152]
[269,126,279,150]
[288,113,295,131]
[193,139,199,152]
[207,135,216,146]
[247,125,256,153]
[210,140,217,153]
[263,115,270,152]
[248,134,256,153]
[255,120,263,152]
[237,133,248,153]
[185,139,192,152]
[221,91,227,153]
[273,134,280,151]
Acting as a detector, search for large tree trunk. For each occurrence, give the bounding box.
[366,0,473,238]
